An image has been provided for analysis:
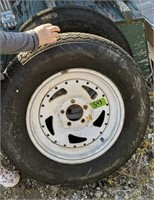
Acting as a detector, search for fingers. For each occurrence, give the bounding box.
[42,23,60,32]
[47,26,60,44]
[47,25,60,33]
[44,23,52,27]
[34,23,60,46]
[50,32,59,39]
[50,38,58,44]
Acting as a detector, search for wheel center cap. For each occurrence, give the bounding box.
[66,104,83,121]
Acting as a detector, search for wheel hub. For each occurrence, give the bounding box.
[59,97,92,129]
[66,104,83,121]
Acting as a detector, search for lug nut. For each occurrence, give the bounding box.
[71,99,75,103]
[61,110,65,114]
[83,105,88,110]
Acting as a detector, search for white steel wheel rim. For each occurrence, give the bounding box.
[26,68,125,164]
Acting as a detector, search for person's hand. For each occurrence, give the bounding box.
[34,23,60,46]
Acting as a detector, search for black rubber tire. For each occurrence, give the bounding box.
[2,33,148,185]
[20,7,133,56]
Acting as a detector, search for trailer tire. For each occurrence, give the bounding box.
[20,7,133,56]
[2,33,148,185]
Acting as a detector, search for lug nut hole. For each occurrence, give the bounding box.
[67,122,72,126]
[61,110,65,114]
[81,119,85,123]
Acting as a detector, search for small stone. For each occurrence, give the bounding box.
[46,185,49,189]
[96,187,101,191]
[148,134,152,139]
[124,195,129,200]
[114,194,119,200]
[95,191,102,198]
[132,154,136,160]
[124,186,129,190]
[103,193,107,198]
[128,181,131,185]
[50,186,58,193]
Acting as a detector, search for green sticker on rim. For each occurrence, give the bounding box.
[90,98,106,109]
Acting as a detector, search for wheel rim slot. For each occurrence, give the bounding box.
[93,110,105,127]
[82,85,98,99]
[45,116,54,135]
[68,134,87,144]
[49,88,67,102]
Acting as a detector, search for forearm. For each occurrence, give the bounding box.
[0,30,39,54]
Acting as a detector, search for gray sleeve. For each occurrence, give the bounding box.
[0,30,39,54]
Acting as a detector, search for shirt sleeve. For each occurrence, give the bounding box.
[0,30,39,54]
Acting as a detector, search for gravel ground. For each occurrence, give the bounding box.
[1,91,154,200]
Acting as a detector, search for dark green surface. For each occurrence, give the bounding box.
[117,19,150,78]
